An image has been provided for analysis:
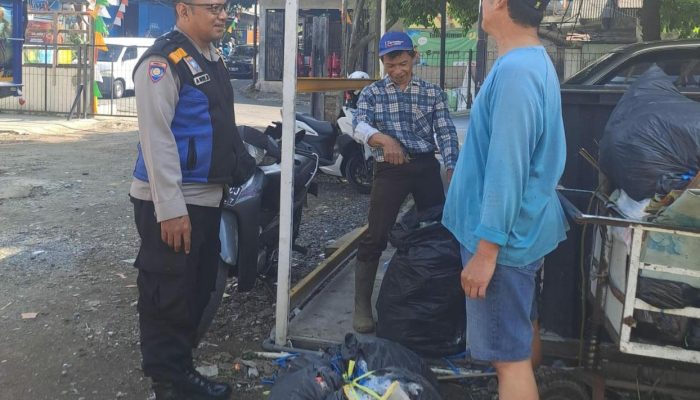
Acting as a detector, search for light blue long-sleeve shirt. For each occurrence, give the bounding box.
[442,46,569,267]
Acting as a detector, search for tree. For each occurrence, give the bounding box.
[660,0,700,38]
[387,0,479,31]
[641,0,700,41]
[343,0,480,74]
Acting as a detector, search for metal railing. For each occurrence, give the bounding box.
[93,45,153,117]
[414,51,476,113]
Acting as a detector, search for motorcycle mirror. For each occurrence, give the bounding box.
[264,123,282,140]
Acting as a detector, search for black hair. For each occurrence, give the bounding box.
[381,49,417,61]
[507,0,549,28]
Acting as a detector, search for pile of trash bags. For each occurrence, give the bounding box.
[268,334,442,400]
[599,65,700,201]
[376,206,466,357]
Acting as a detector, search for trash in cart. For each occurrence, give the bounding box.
[599,66,700,201]
[558,187,700,363]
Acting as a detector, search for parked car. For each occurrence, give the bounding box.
[97,37,155,98]
[226,44,256,79]
[563,39,700,89]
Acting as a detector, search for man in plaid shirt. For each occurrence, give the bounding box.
[351,31,459,333]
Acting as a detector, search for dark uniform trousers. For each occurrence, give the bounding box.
[356,154,446,263]
[131,197,221,382]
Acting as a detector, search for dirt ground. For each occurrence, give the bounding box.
[0,109,376,400]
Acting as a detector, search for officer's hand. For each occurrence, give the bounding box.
[161,215,192,254]
[368,133,407,165]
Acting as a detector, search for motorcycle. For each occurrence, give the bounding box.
[197,124,319,341]
[294,104,374,194]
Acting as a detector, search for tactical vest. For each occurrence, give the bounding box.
[133,30,252,185]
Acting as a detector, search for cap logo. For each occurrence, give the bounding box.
[386,40,404,47]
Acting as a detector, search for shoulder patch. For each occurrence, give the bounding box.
[168,47,188,64]
[148,61,168,83]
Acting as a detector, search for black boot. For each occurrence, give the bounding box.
[178,368,232,400]
[152,381,184,400]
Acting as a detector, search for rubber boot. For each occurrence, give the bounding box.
[353,259,380,333]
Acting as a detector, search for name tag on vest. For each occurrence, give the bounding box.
[194,74,211,86]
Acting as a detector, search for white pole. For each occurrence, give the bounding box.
[275,0,299,347]
[379,0,386,77]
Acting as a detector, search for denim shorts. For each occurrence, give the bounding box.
[461,247,542,362]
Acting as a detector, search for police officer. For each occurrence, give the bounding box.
[129,0,254,398]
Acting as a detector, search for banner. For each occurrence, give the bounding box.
[406,29,477,67]
[0,0,12,79]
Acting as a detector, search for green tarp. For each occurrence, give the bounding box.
[406,29,477,67]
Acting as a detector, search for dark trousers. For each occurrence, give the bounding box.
[357,155,446,262]
[131,198,221,382]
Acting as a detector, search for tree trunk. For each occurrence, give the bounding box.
[639,0,662,41]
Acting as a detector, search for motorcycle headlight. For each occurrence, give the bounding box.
[244,142,266,165]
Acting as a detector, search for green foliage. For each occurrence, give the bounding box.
[231,0,256,8]
[387,0,479,30]
[661,0,700,38]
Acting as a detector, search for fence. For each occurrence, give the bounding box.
[415,47,610,113]
[0,43,93,117]
[414,51,476,113]
[93,45,153,117]
[2,45,612,117]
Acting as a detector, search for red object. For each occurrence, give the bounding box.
[328,52,341,78]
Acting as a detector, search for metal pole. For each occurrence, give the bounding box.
[379,0,386,77]
[439,0,447,89]
[467,49,473,109]
[275,0,298,347]
[252,0,259,85]
[341,0,347,76]
[475,0,487,92]
[44,45,48,112]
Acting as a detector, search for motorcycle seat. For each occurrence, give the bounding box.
[296,113,335,137]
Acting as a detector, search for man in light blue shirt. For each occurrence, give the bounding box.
[442,0,567,399]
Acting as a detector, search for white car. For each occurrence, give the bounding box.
[97,37,155,98]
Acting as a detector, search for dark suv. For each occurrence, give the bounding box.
[563,39,700,90]
[226,45,256,79]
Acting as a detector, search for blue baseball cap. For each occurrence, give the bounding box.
[378,31,414,57]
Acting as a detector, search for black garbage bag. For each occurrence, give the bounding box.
[686,321,700,350]
[637,277,700,309]
[376,206,466,357]
[599,65,700,200]
[268,361,344,400]
[333,367,442,400]
[337,334,439,390]
[634,309,689,345]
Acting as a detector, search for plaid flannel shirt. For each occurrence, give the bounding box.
[353,75,459,169]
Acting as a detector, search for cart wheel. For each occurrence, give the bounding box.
[537,367,589,400]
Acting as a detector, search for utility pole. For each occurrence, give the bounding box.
[379,0,386,77]
[439,0,447,89]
